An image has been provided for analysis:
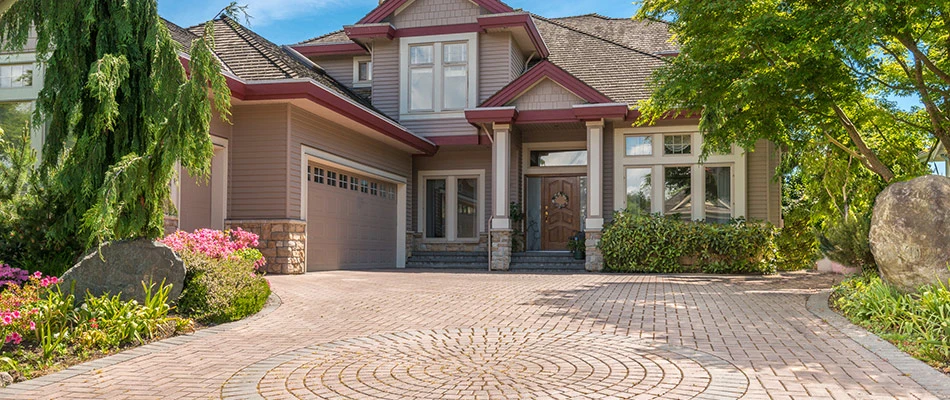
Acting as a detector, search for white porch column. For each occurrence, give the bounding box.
[491,123,511,230]
[586,120,605,230]
[585,120,605,272]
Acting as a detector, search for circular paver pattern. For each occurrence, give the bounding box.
[224,328,749,399]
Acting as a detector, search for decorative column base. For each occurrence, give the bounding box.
[226,219,307,275]
[490,230,512,271]
[585,231,604,272]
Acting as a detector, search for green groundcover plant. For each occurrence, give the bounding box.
[834,273,950,373]
[600,211,779,274]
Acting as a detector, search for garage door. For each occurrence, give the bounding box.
[306,162,398,271]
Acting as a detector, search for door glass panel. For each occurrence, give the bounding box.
[456,178,477,239]
[425,179,446,238]
[664,166,692,220]
[526,177,542,251]
[705,166,732,223]
[626,168,652,215]
[529,150,587,167]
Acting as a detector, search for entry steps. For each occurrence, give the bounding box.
[406,251,586,271]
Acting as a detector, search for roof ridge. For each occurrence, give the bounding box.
[296,29,347,46]
[531,14,666,62]
[219,16,296,79]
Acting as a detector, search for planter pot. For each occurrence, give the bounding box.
[573,251,586,260]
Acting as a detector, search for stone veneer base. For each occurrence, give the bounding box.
[585,231,604,272]
[226,220,306,275]
[490,230,512,271]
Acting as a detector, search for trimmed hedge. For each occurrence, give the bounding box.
[600,212,777,274]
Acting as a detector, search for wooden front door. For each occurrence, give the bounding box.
[541,176,581,250]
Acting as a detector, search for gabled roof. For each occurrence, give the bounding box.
[297,30,350,46]
[551,14,676,56]
[480,60,611,107]
[357,0,514,24]
[531,16,669,105]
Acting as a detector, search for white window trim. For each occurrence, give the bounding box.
[352,56,372,88]
[614,125,747,221]
[417,169,485,243]
[399,32,478,120]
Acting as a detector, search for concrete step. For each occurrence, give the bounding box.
[510,252,586,271]
[405,261,489,270]
[407,252,488,269]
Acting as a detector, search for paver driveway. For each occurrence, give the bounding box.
[1,271,944,399]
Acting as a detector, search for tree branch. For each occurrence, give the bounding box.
[830,104,896,182]
[897,34,950,85]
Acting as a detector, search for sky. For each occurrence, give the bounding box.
[157,0,641,45]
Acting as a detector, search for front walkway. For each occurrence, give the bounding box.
[1,271,945,399]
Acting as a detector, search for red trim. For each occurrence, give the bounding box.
[344,24,395,40]
[516,110,579,124]
[464,108,518,124]
[359,0,513,24]
[428,134,491,146]
[477,14,549,58]
[573,104,629,121]
[481,61,613,107]
[291,43,368,57]
[227,79,435,155]
[394,23,481,38]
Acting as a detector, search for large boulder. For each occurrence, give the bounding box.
[869,175,950,292]
[60,239,186,304]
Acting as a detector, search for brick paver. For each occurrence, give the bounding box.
[0,271,943,399]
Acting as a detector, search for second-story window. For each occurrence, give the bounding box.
[401,33,477,118]
[353,57,372,87]
[0,64,33,88]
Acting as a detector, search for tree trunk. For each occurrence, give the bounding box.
[831,104,896,182]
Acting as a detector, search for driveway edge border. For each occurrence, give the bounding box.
[807,290,950,398]
[0,290,283,396]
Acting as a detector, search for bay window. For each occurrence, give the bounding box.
[400,34,477,118]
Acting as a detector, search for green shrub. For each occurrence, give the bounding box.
[833,274,950,369]
[600,212,777,274]
[177,250,270,324]
[819,211,876,272]
[775,206,820,271]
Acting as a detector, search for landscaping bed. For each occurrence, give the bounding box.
[0,228,271,384]
[832,273,950,375]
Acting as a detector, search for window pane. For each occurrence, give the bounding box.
[410,45,433,65]
[529,150,588,167]
[664,134,692,155]
[626,168,652,215]
[443,43,467,63]
[410,67,434,111]
[358,61,371,81]
[0,102,33,143]
[705,166,732,224]
[457,178,477,239]
[664,166,692,220]
[426,179,447,238]
[0,64,33,88]
[625,136,653,156]
[443,65,467,110]
[930,161,947,176]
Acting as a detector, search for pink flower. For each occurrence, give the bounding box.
[1,315,12,325]
[29,321,35,331]
[5,332,21,345]
[11,311,20,319]
[32,271,42,279]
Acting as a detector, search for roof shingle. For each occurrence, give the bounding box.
[550,14,677,56]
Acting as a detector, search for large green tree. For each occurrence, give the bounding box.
[0,1,232,269]
[635,0,943,183]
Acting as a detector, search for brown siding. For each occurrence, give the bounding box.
[372,40,400,118]
[400,118,477,137]
[412,148,492,231]
[747,139,780,224]
[509,38,526,81]
[480,32,511,103]
[513,79,585,110]
[391,0,482,29]
[312,56,354,88]
[229,104,290,219]
[288,105,412,218]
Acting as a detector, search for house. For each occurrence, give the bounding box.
[0,0,782,273]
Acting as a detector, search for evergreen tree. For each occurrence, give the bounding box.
[0,1,232,254]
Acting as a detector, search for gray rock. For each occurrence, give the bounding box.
[869,175,950,292]
[0,372,12,387]
[60,240,186,304]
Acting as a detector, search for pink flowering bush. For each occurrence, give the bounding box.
[0,272,59,347]
[160,229,266,270]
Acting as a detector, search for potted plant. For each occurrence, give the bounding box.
[568,231,586,260]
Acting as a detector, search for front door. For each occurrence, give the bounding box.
[541,176,581,250]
